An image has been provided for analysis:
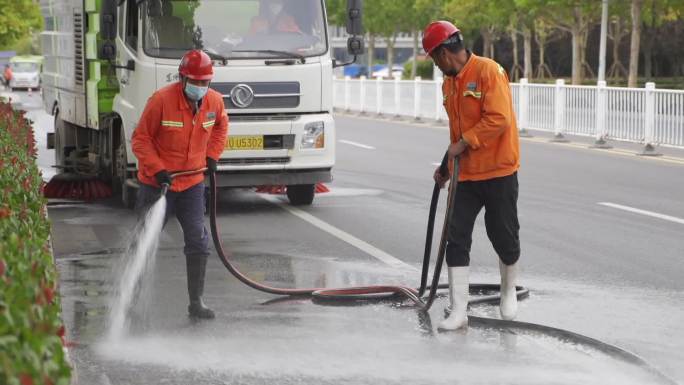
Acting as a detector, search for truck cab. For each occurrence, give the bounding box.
[40,0,363,207]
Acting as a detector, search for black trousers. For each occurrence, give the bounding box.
[135,182,209,258]
[445,172,520,267]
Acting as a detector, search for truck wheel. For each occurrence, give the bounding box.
[115,130,136,210]
[286,184,315,206]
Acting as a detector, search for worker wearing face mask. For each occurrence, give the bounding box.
[131,49,229,319]
[249,0,302,34]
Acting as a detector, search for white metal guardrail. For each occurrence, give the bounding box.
[333,77,684,152]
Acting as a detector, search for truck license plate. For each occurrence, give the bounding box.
[228,135,263,151]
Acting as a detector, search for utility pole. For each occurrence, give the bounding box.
[598,0,609,82]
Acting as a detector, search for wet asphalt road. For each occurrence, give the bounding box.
[14,90,684,384]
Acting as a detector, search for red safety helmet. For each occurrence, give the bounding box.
[178,50,214,80]
[422,21,461,56]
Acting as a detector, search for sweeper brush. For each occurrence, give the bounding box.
[44,173,113,201]
[255,183,330,194]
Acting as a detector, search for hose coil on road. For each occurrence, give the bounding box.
[201,159,676,385]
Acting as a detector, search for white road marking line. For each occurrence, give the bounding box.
[335,113,684,166]
[259,194,416,271]
[339,139,376,150]
[598,202,684,225]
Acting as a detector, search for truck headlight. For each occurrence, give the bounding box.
[301,121,325,149]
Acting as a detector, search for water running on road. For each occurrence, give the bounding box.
[106,196,166,341]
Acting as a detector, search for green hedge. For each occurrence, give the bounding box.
[403,60,435,80]
[0,102,71,385]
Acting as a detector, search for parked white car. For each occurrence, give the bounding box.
[372,65,404,79]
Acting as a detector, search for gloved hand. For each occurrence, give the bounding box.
[155,170,172,186]
[206,157,218,173]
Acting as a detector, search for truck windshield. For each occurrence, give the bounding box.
[11,62,39,73]
[143,0,328,60]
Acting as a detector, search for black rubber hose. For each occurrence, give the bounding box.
[418,152,449,297]
[206,167,677,385]
[207,155,459,308]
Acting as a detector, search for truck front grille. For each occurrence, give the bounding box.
[212,82,301,109]
[219,157,290,166]
[230,114,300,122]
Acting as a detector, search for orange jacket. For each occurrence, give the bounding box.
[132,82,229,192]
[3,67,12,81]
[442,53,520,181]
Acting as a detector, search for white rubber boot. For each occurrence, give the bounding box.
[499,260,518,320]
[437,266,469,331]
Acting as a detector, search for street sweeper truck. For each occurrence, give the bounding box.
[41,0,364,206]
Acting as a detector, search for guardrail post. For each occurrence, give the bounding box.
[518,78,532,137]
[640,82,662,156]
[551,79,569,142]
[592,80,612,149]
[413,76,422,121]
[394,76,401,119]
[359,76,367,115]
[434,79,443,122]
[344,76,350,112]
[376,76,383,116]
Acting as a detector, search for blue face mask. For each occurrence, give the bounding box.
[184,82,208,101]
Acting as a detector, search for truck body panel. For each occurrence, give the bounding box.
[41,0,348,199]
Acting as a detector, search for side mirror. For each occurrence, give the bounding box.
[101,0,117,40]
[346,0,363,36]
[101,42,116,60]
[347,36,364,56]
[334,0,365,67]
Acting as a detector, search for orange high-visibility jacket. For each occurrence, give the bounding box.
[132,82,229,192]
[442,53,520,181]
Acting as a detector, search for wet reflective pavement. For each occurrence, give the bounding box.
[28,92,682,385]
[50,193,683,385]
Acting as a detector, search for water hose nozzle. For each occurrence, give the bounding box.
[160,183,170,197]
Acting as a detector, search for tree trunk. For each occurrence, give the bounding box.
[571,25,582,84]
[523,26,533,79]
[387,35,396,79]
[569,5,589,85]
[611,22,622,74]
[510,28,521,81]
[411,29,418,79]
[537,43,549,78]
[608,16,628,79]
[534,22,553,79]
[643,32,653,80]
[481,28,492,58]
[628,0,643,88]
[643,0,659,79]
[367,34,375,78]
[579,28,593,79]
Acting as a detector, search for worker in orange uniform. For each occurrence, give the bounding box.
[3,64,12,89]
[249,0,302,35]
[132,50,228,319]
[423,21,520,330]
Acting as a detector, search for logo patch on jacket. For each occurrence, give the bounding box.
[207,112,216,120]
[466,82,477,91]
[463,90,482,99]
